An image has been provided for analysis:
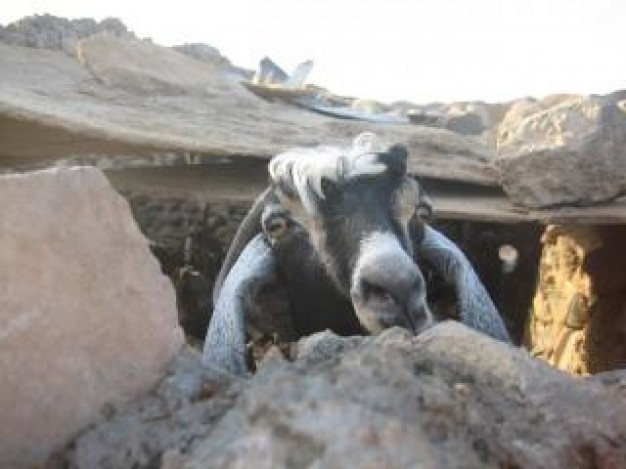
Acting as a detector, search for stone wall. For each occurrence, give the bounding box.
[121,191,252,340]
[525,225,626,374]
[120,192,249,274]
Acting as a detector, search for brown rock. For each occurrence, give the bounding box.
[526,225,626,374]
[0,167,183,467]
[496,93,626,207]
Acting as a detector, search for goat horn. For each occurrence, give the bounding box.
[212,187,275,304]
[203,233,278,376]
[418,226,511,342]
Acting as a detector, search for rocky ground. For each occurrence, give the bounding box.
[48,324,626,469]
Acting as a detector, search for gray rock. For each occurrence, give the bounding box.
[47,348,241,469]
[49,323,626,468]
[405,101,509,138]
[172,43,253,83]
[440,102,493,136]
[443,111,485,135]
[0,14,133,55]
[496,93,626,207]
[184,323,626,468]
[172,43,231,68]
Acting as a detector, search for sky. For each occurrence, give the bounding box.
[1,0,624,104]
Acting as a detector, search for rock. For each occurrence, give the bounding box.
[77,36,227,95]
[0,37,497,185]
[47,348,240,469]
[496,93,626,207]
[525,225,626,374]
[404,101,510,138]
[406,108,442,127]
[172,43,253,82]
[443,110,485,135]
[48,323,626,468]
[441,102,492,136]
[0,167,183,467]
[184,323,626,468]
[172,43,231,68]
[0,14,133,55]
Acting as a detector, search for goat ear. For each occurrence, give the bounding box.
[379,144,408,176]
[418,226,511,342]
[212,187,275,304]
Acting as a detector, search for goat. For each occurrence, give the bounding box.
[203,133,510,375]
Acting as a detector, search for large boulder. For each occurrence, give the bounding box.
[0,167,183,467]
[496,93,626,207]
[51,323,626,468]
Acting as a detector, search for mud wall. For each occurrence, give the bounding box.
[526,225,626,375]
[123,192,247,275]
[119,192,250,341]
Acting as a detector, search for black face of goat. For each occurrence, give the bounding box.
[265,139,434,335]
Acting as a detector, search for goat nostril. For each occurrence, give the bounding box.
[408,301,433,334]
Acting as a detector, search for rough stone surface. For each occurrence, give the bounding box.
[46,348,240,469]
[440,101,503,137]
[172,42,232,68]
[526,225,626,374]
[0,37,496,185]
[402,100,511,139]
[172,43,253,82]
[0,167,183,468]
[77,35,226,95]
[50,323,626,468]
[496,93,626,207]
[0,14,133,55]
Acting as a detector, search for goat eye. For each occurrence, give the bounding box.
[415,202,433,220]
[266,217,289,240]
